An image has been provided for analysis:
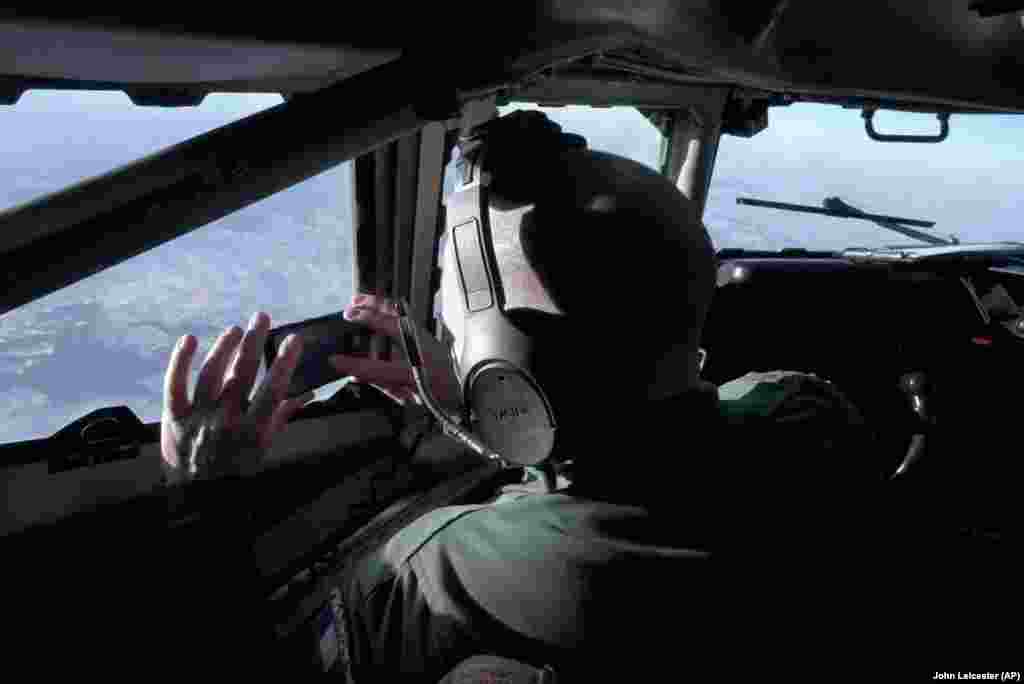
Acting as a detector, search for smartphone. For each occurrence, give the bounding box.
[264,313,373,399]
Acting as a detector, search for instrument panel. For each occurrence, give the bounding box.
[705,256,1024,481]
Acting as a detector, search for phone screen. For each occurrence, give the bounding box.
[264,313,372,398]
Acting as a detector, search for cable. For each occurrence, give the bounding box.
[394,297,506,465]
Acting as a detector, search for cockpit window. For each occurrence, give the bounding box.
[2,91,275,210]
[0,91,354,445]
[500,103,662,171]
[707,104,1024,251]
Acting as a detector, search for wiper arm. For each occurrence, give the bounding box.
[823,197,957,246]
[736,196,957,246]
[736,197,935,227]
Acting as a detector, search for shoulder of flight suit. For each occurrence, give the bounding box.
[343,501,529,682]
[352,503,492,601]
[352,471,561,601]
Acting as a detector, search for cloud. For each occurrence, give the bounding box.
[710,106,1024,248]
[0,386,50,443]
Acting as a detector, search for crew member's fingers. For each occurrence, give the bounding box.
[378,389,407,405]
[373,381,412,396]
[193,327,244,410]
[248,333,304,426]
[397,387,422,405]
[164,334,197,420]
[329,354,414,386]
[351,292,397,314]
[363,381,417,406]
[261,391,316,449]
[222,312,271,407]
[383,382,421,405]
[343,305,400,339]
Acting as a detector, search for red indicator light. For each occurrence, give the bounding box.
[972,337,993,346]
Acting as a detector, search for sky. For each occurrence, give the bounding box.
[1,91,1023,445]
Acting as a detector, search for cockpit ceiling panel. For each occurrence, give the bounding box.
[0,19,400,96]
[2,3,1024,111]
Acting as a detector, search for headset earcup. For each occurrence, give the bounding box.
[468,366,556,466]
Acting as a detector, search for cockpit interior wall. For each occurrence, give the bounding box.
[0,410,395,537]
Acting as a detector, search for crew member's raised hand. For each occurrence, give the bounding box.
[160,312,314,485]
[329,293,462,413]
